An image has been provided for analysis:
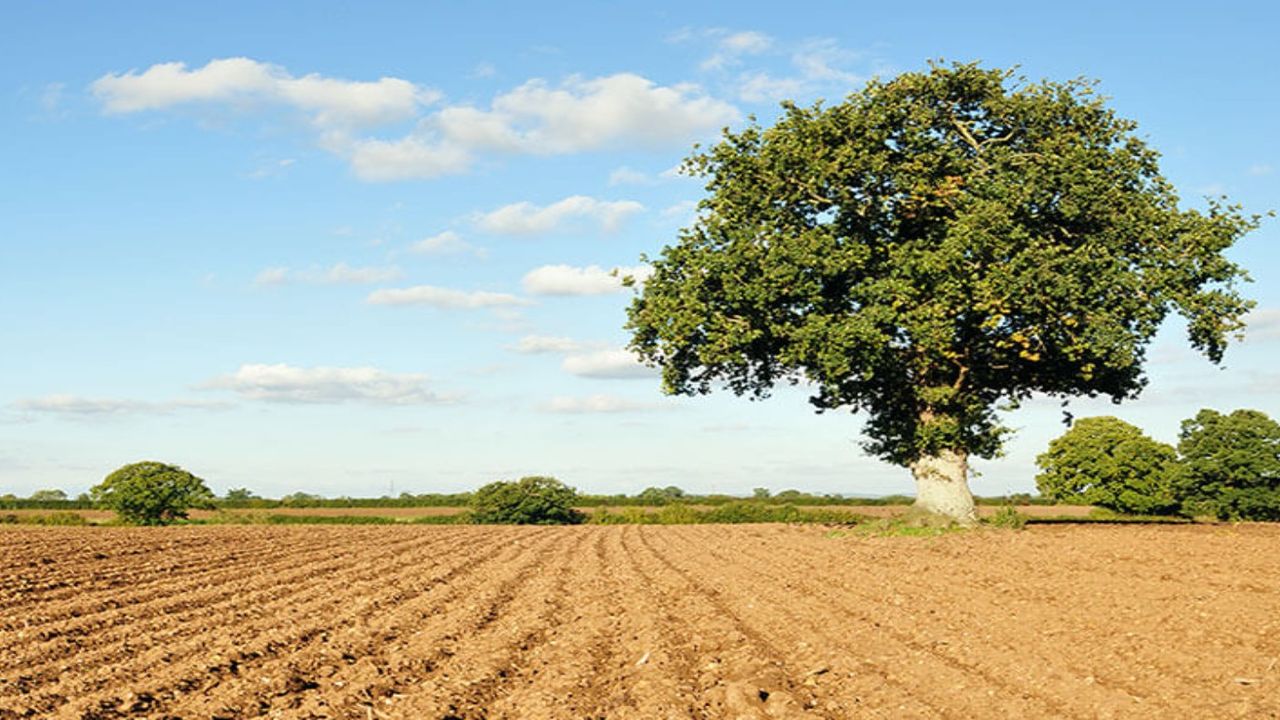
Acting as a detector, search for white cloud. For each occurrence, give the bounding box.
[204,363,444,405]
[13,395,226,416]
[701,30,774,71]
[349,73,737,181]
[410,230,486,257]
[348,135,473,181]
[562,348,655,379]
[730,37,868,103]
[1248,163,1273,176]
[660,199,699,221]
[608,166,656,186]
[540,394,669,413]
[509,335,600,354]
[1245,307,1280,343]
[95,61,738,182]
[476,195,643,235]
[254,263,403,286]
[521,264,652,296]
[254,267,290,286]
[92,57,435,128]
[736,72,807,103]
[452,73,738,153]
[366,285,532,309]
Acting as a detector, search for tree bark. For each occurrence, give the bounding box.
[909,449,978,525]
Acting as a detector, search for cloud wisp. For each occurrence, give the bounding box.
[13,395,229,417]
[562,348,655,379]
[204,363,447,405]
[255,262,404,286]
[366,285,532,309]
[476,196,644,235]
[521,264,652,296]
[539,394,672,414]
[409,230,487,257]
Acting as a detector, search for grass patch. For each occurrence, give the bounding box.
[0,511,91,526]
[984,505,1028,530]
[588,502,866,525]
[1026,508,1193,525]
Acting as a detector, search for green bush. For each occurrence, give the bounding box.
[1036,417,1179,515]
[1175,409,1280,521]
[90,461,215,526]
[985,505,1027,530]
[469,476,586,525]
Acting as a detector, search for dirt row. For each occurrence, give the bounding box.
[1,524,1277,718]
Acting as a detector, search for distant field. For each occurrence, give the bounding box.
[2,524,1276,718]
[3,503,1095,523]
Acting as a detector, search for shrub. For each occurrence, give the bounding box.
[986,505,1027,530]
[469,476,585,525]
[1175,409,1280,521]
[1036,416,1179,515]
[90,461,215,526]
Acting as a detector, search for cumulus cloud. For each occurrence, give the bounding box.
[562,349,655,379]
[13,395,227,417]
[476,195,644,235]
[540,394,669,413]
[204,363,445,405]
[340,73,737,181]
[348,135,473,181]
[410,230,486,257]
[95,60,738,182]
[521,264,652,296]
[92,57,435,127]
[508,335,601,354]
[254,262,403,286]
[366,285,532,309]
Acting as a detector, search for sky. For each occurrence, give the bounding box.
[1,1,1277,499]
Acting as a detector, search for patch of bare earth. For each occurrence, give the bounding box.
[1,524,1276,718]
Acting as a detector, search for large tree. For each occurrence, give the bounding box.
[1175,409,1280,520]
[626,63,1259,523]
[91,461,214,526]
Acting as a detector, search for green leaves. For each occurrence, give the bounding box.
[1175,409,1280,520]
[1035,417,1179,515]
[469,476,586,525]
[627,62,1259,467]
[90,461,214,525]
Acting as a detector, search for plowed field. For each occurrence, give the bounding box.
[2,525,1277,719]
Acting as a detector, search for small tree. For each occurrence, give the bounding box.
[223,487,258,502]
[90,461,214,525]
[470,476,585,525]
[27,489,68,502]
[1035,417,1178,514]
[1175,409,1280,520]
[627,62,1259,523]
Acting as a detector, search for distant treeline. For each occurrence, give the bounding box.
[1,487,1060,511]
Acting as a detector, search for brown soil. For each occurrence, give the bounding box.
[2,524,1276,719]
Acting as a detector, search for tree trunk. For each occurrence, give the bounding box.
[909,449,978,525]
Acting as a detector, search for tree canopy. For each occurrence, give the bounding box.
[626,62,1258,518]
[1035,416,1178,515]
[90,461,214,525]
[469,476,585,525]
[1175,409,1280,520]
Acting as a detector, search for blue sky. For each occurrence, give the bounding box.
[2,1,1277,498]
